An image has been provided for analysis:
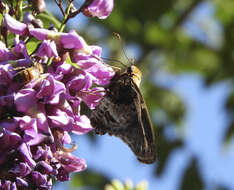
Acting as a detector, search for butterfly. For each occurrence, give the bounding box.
[90,65,156,164]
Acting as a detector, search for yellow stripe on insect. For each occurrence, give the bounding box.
[130,66,142,88]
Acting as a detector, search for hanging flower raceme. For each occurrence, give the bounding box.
[0,3,114,189]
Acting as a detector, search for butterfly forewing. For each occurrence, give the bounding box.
[90,67,156,164]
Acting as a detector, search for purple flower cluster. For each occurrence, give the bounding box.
[0,1,114,189]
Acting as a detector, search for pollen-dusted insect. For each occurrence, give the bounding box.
[12,62,44,83]
[90,65,156,164]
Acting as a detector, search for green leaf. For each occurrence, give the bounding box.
[25,38,41,55]
[179,158,204,190]
[71,169,110,189]
[36,11,61,29]
[66,54,80,69]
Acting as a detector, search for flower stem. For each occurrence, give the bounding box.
[17,0,23,21]
[47,1,74,66]
[58,1,73,32]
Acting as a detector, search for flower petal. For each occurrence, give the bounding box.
[4,14,28,35]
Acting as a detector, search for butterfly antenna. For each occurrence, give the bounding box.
[113,32,134,66]
[101,57,126,67]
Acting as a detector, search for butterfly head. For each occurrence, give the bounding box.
[128,65,142,87]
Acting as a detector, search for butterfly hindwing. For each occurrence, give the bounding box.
[90,69,156,164]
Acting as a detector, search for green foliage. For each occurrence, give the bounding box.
[36,11,61,29]
[25,38,41,55]
[179,158,204,190]
[143,81,185,126]
[71,169,110,190]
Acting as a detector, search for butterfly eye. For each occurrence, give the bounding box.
[128,66,133,74]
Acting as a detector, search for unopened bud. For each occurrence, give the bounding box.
[32,0,46,13]
[0,0,9,14]
[23,12,35,23]
[23,12,43,28]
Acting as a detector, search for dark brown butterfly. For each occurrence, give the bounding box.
[90,65,156,164]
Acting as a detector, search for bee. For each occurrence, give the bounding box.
[90,65,156,164]
[12,62,44,83]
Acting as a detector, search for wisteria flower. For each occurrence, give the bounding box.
[36,40,59,60]
[82,0,114,19]
[3,14,28,36]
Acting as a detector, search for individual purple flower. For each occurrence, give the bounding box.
[0,41,8,60]
[23,11,35,24]
[72,115,93,134]
[50,61,73,79]
[47,109,73,131]
[15,116,38,143]
[0,128,21,155]
[79,59,115,85]
[66,70,94,92]
[0,63,13,85]
[70,45,115,85]
[70,45,100,63]
[81,87,105,109]
[35,161,54,175]
[31,171,47,186]
[10,162,31,177]
[13,40,30,60]
[0,65,24,116]
[54,151,86,173]
[29,28,91,52]
[46,99,93,134]
[0,41,16,61]
[63,68,106,110]
[60,30,89,50]
[29,28,54,41]
[16,177,29,188]
[82,0,114,19]
[36,40,59,60]
[15,88,38,114]
[36,75,66,104]
[3,14,28,35]
[18,142,36,167]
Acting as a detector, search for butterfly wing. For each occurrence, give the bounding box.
[131,82,156,163]
[90,74,156,164]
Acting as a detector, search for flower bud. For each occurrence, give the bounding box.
[81,0,114,19]
[32,0,46,13]
[0,0,9,14]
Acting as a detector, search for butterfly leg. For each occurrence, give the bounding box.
[79,90,105,97]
